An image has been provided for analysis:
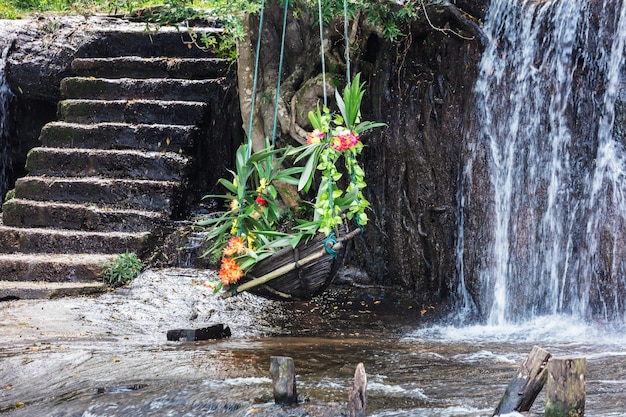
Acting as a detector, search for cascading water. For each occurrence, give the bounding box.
[460,0,626,325]
[0,39,15,207]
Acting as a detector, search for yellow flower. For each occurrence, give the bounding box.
[257,178,268,193]
[246,232,257,249]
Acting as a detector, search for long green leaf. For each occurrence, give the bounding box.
[298,150,320,192]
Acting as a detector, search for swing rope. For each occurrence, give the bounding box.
[343,0,351,86]
[342,0,364,233]
[270,0,290,147]
[246,0,266,161]
[317,0,328,107]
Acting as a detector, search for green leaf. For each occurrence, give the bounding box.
[298,150,321,192]
[355,120,387,134]
[217,178,238,194]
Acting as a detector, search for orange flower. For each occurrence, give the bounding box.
[307,129,324,145]
[222,236,247,256]
[218,257,243,284]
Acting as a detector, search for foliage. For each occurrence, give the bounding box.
[294,73,386,235]
[197,140,310,293]
[306,0,422,41]
[1,0,105,17]
[3,0,435,45]
[198,73,384,293]
[101,251,144,287]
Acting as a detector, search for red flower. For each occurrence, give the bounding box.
[331,128,359,151]
[256,195,268,206]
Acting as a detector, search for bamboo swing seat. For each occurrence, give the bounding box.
[231,226,360,301]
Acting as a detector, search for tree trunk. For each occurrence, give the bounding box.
[493,345,552,415]
[269,356,298,405]
[348,362,367,417]
[545,357,586,417]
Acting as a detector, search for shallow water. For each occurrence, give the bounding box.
[1,271,625,416]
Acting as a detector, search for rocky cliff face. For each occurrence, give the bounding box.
[1,17,97,196]
[238,1,488,307]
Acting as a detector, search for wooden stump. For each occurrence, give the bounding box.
[545,357,586,417]
[348,362,367,417]
[269,356,298,406]
[493,346,552,416]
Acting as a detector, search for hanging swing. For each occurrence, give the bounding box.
[200,0,384,301]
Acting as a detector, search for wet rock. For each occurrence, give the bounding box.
[166,323,231,341]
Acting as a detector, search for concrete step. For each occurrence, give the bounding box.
[0,280,108,301]
[0,223,152,255]
[60,77,226,101]
[77,25,223,59]
[0,253,116,283]
[2,199,167,233]
[39,122,198,152]
[25,147,188,181]
[71,57,230,79]
[13,176,181,213]
[57,99,209,125]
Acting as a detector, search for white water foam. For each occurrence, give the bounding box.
[404,315,626,346]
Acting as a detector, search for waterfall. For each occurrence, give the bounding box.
[0,39,14,207]
[461,0,626,324]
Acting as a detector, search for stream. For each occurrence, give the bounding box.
[1,269,625,416]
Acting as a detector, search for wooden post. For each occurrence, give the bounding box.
[493,346,552,416]
[269,356,298,406]
[348,362,367,417]
[545,357,586,417]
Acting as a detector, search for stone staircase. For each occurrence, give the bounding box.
[0,24,233,300]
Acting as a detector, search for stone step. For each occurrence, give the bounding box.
[40,122,198,152]
[0,280,108,301]
[60,77,226,102]
[25,147,187,181]
[13,176,181,213]
[58,99,209,125]
[71,57,230,79]
[2,199,167,233]
[0,253,116,283]
[0,223,152,255]
[77,25,223,59]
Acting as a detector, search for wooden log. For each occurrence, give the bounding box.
[348,362,367,417]
[166,324,231,341]
[270,356,298,405]
[493,346,552,416]
[545,357,586,417]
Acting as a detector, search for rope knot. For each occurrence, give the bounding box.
[324,233,338,260]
